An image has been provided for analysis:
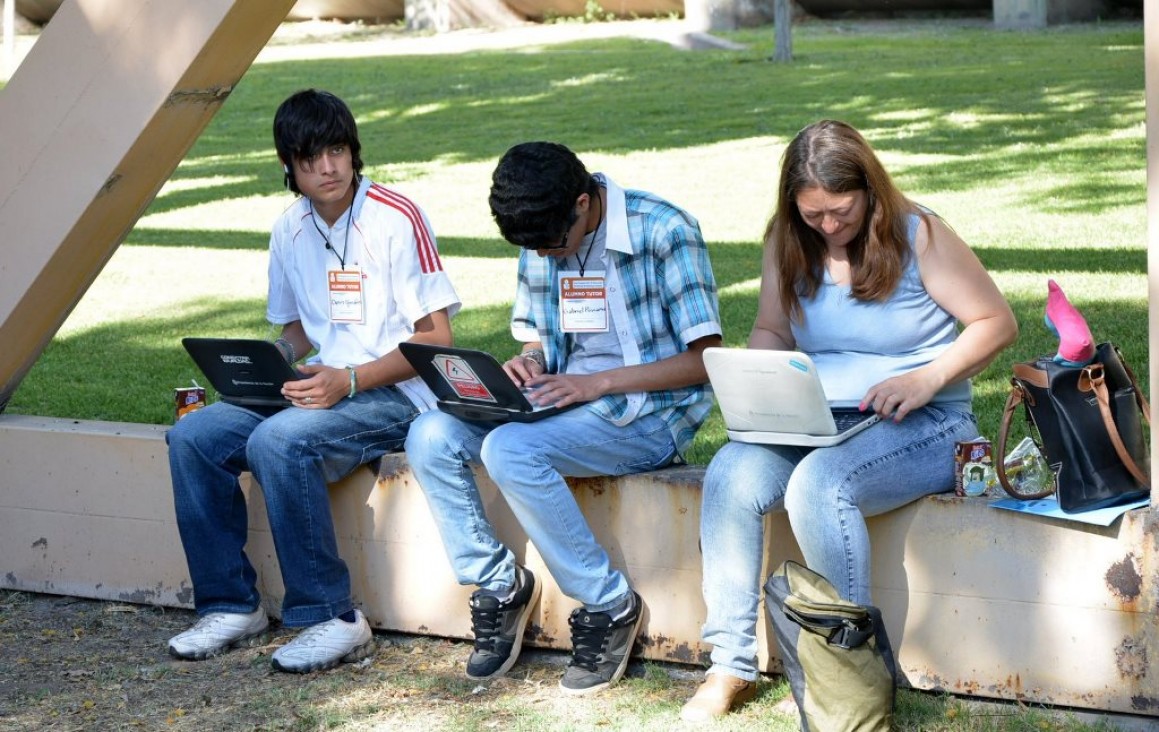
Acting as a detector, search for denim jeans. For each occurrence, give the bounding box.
[404,407,677,611]
[166,387,418,626]
[699,405,977,680]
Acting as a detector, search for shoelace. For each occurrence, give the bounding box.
[469,597,503,652]
[288,619,334,648]
[568,612,610,671]
[189,613,229,633]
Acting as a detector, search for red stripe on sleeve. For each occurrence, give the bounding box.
[366,184,443,273]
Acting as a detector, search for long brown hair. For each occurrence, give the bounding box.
[764,120,918,323]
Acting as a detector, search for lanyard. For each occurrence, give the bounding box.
[572,196,604,277]
[309,202,354,269]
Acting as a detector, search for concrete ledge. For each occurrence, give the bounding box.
[1,413,1157,715]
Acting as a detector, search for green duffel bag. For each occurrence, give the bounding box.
[764,560,898,731]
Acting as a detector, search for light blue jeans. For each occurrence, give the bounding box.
[166,387,418,627]
[404,407,677,611]
[699,404,976,681]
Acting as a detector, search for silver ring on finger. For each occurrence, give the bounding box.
[304,396,313,405]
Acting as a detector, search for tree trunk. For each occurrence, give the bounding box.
[772,0,792,62]
[405,0,522,33]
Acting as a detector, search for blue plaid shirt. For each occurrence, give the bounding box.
[510,175,721,457]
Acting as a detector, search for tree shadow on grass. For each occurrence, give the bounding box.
[974,247,1146,275]
[13,253,1148,465]
[133,25,1143,220]
[9,298,268,424]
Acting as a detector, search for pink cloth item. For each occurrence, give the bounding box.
[1044,279,1095,366]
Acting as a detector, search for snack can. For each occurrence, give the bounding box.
[175,386,206,421]
[954,438,994,497]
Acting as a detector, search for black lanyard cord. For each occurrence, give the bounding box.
[572,193,604,277]
[309,201,355,269]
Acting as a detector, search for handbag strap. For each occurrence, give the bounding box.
[995,380,1054,499]
[1084,362,1150,489]
[1110,343,1152,426]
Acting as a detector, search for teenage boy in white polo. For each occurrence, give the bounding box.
[166,89,460,673]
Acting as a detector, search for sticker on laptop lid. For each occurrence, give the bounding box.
[788,358,810,373]
[433,354,497,403]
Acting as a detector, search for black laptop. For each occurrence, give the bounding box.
[399,342,581,423]
[182,337,301,408]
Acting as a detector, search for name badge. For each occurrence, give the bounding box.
[328,266,365,323]
[559,271,608,333]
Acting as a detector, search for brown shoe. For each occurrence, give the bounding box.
[680,672,758,722]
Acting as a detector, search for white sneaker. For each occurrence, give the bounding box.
[168,607,269,660]
[271,610,374,673]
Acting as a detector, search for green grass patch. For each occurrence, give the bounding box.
[8,19,1147,468]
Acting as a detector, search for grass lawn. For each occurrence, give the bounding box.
[5,16,1147,467]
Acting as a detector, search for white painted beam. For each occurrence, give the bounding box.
[0,0,295,409]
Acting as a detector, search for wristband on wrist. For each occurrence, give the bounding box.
[345,366,358,399]
[274,337,296,364]
[521,348,547,370]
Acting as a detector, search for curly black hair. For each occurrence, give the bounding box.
[488,141,598,248]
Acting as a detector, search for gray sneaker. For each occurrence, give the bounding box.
[465,565,541,679]
[168,607,269,660]
[271,610,374,673]
[559,591,644,695]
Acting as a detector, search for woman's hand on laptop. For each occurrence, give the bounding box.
[282,365,345,409]
[860,369,941,423]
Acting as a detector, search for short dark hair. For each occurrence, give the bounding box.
[488,141,597,248]
[273,89,364,195]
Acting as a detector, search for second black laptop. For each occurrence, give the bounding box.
[399,342,581,423]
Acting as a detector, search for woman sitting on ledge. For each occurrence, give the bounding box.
[681,120,1018,722]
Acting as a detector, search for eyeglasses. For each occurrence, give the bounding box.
[532,210,580,250]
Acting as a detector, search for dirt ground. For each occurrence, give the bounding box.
[5,590,1158,732]
[0,590,712,732]
[0,590,374,731]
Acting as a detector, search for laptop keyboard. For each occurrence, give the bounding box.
[832,410,871,431]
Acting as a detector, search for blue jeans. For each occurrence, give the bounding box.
[404,407,677,611]
[166,387,419,626]
[699,405,976,680]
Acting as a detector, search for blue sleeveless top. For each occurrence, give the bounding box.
[789,212,973,412]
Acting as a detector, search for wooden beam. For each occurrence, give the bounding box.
[0,0,296,410]
[1146,0,1157,511]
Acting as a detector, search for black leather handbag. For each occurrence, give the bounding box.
[996,342,1150,513]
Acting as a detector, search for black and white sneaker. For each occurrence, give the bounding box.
[465,565,541,679]
[559,591,644,695]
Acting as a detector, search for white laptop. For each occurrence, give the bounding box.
[703,347,881,447]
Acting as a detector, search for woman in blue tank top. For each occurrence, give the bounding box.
[681,120,1018,721]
